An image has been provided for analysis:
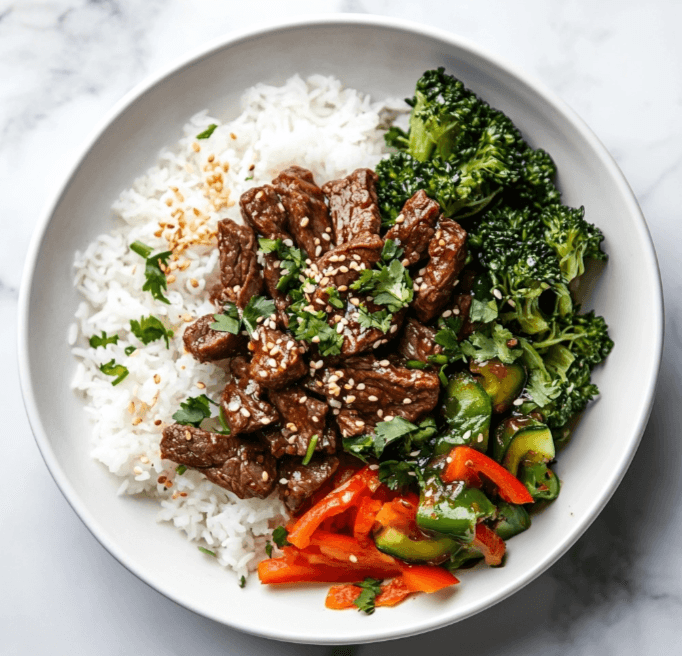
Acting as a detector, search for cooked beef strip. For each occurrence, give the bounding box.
[412,219,468,323]
[183,314,248,363]
[249,326,307,390]
[321,168,382,244]
[261,422,337,459]
[212,218,263,309]
[398,317,443,363]
[160,424,276,499]
[385,190,440,267]
[277,455,339,513]
[272,166,333,259]
[239,184,291,241]
[308,231,384,309]
[266,385,330,456]
[220,357,279,435]
[317,354,440,437]
[337,302,406,358]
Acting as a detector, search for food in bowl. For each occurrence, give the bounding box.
[70,68,611,612]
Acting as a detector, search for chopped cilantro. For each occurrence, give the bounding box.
[245,175,254,181]
[239,575,246,588]
[242,295,277,337]
[380,238,403,262]
[124,345,136,356]
[196,124,218,140]
[130,241,173,304]
[272,526,291,548]
[265,541,273,558]
[351,258,413,313]
[258,238,306,294]
[99,359,129,386]
[288,290,344,356]
[302,435,318,466]
[130,315,174,348]
[89,331,119,348]
[378,460,419,490]
[469,296,499,324]
[210,302,240,334]
[343,416,437,461]
[172,394,214,427]
[325,287,345,310]
[353,578,383,614]
[176,465,187,475]
[198,546,216,557]
[218,406,231,435]
[357,305,393,333]
[461,324,522,364]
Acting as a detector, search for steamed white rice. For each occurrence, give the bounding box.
[69,75,406,579]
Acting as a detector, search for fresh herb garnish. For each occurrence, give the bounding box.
[124,345,137,356]
[461,323,522,364]
[325,287,345,310]
[357,305,393,334]
[350,257,413,313]
[242,295,277,337]
[245,175,254,181]
[302,435,318,466]
[353,578,383,614]
[265,542,273,558]
[198,546,216,557]
[176,465,188,475]
[99,359,129,386]
[343,416,437,461]
[380,238,404,262]
[378,460,420,490]
[196,124,218,140]
[288,289,344,356]
[172,394,215,427]
[130,241,173,304]
[210,302,240,334]
[272,526,291,548]
[89,331,119,348]
[239,575,246,588]
[130,315,174,348]
[258,238,306,294]
[405,359,429,370]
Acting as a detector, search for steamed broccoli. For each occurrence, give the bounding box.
[377,68,526,223]
[469,204,573,334]
[511,147,562,210]
[540,204,607,282]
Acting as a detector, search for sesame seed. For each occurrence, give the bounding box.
[395,214,405,223]
[513,398,524,406]
[240,408,251,418]
[401,258,410,267]
[390,325,398,334]
[349,554,358,563]
[322,233,331,241]
[384,415,394,422]
[453,307,461,315]
[338,285,348,292]
[185,430,192,441]
[349,297,360,306]
[379,359,390,367]
[463,430,472,440]
[154,374,161,384]
[377,410,384,418]
[373,340,382,349]
[190,278,199,288]
[315,245,322,257]
[336,323,344,334]
[300,216,310,227]
[477,433,484,442]
[442,309,453,318]
[356,383,366,390]
[508,299,517,307]
[196,381,206,389]
[192,142,200,152]
[355,420,365,428]
[492,288,503,300]
[368,395,378,402]
[279,478,289,485]
[127,401,135,414]
[261,471,269,482]
[347,395,356,403]
[410,451,420,457]
[403,398,412,405]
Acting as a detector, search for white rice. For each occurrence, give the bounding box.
[70,74,406,579]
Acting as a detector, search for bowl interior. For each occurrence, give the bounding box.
[20,17,662,644]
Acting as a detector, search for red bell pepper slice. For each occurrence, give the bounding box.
[401,565,459,593]
[308,530,404,574]
[258,557,399,585]
[471,523,506,566]
[442,445,534,504]
[287,466,380,549]
[325,577,414,610]
[353,497,383,545]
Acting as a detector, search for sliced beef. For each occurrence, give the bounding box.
[239,184,290,241]
[309,231,384,309]
[261,422,337,460]
[272,166,333,259]
[249,326,307,390]
[398,317,443,363]
[183,314,248,363]
[161,424,276,499]
[220,357,279,435]
[385,190,440,267]
[412,219,468,323]
[277,455,340,513]
[318,354,440,437]
[266,386,330,456]
[452,293,474,340]
[212,218,263,309]
[337,302,406,358]
[321,169,382,244]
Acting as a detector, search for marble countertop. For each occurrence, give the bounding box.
[3,1,681,654]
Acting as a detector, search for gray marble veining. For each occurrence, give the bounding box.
[3,1,681,654]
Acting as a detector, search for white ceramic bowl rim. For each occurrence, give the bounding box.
[18,13,664,644]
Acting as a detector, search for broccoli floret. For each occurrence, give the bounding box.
[469,204,572,334]
[540,204,607,282]
[511,147,562,210]
[531,310,614,366]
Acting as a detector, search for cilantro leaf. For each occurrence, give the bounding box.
[258,238,306,294]
[89,331,119,348]
[353,578,383,615]
[196,124,218,140]
[380,238,403,262]
[176,465,187,475]
[124,345,136,356]
[357,305,393,333]
[272,526,291,548]
[130,242,173,304]
[461,323,522,364]
[242,296,276,337]
[172,394,215,427]
[372,417,419,456]
[288,292,344,356]
[198,546,216,557]
[239,575,246,588]
[469,297,499,323]
[99,359,129,386]
[130,315,174,348]
[210,302,240,334]
[351,258,413,313]
[378,460,419,490]
[265,542,273,558]
[325,287,345,310]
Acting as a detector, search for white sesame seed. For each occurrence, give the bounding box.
[373,340,382,349]
[368,395,378,402]
[349,297,360,306]
[279,478,289,485]
[339,266,349,273]
[395,214,405,223]
[453,307,461,315]
[240,408,251,418]
[410,451,420,457]
[384,415,394,422]
[477,433,484,442]
[355,420,365,427]
[390,325,398,333]
[442,310,452,318]
[322,232,331,241]
[300,216,310,227]
[463,430,472,440]
[346,395,356,403]
[377,410,384,418]
[315,245,322,257]
[379,359,390,367]
[356,383,366,391]
[299,396,308,404]
[513,398,524,406]
[403,398,412,405]
[262,471,269,481]
[492,288,503,300]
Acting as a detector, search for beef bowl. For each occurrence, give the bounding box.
[18,15,662,644]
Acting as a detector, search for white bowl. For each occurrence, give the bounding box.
[18,15,663,645]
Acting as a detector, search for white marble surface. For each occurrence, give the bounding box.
[3,1,681,654]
